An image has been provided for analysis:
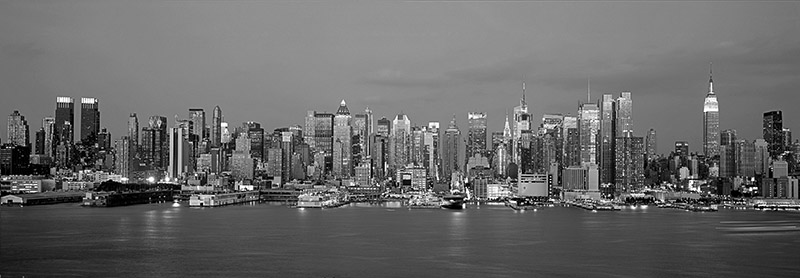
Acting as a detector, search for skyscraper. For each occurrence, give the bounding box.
[763,110,784,158]
[615,136,645,192]
[245,122,264,161]
[513,82,531,164]
[7,110,29,147]
[189,108,206,141]
[141,116,168,169]
[333,100,352,178]
[391,113,411,169]
[719,129,737,178]
[55,96,75,145]
[114,136,131,179]
[754,138,770,176]
[168,126,190,179]
[703,64,720,158]
[616,92,633,138]
[675,141,689,157]
[442,115,460,181]
[736,139,755,178]
[600,94,616,184]
[128,113,139,154]
[313,112,334,173]
[377,117,391,137]
[211,106,222,147]
[425,122,440,181]
[80,97,100,144]
[467,112,487,159]
[645,128,657,162]
[562,116,580,167]
[579,102,600,166]
[41,117,55,157]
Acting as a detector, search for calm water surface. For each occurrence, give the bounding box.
[2,202,800,277]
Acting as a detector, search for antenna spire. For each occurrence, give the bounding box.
[587,77,591,103]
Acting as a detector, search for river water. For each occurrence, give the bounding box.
[2,202,799,277]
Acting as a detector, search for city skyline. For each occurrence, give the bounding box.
[2,2,800,156]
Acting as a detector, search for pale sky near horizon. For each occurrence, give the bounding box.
[2,1,799,155]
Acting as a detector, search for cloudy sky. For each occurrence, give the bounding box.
[2,1,799,154]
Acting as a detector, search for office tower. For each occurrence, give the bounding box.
[754,139,770,175]
[719,129,737,178]
[372,134,389,180]
[80,97,100,144]
[244,122,264,161]
[220,122,231,144]
[600,94,616,184]
[128,113,139,154]
[114,136,131,179]
[467,112,487,159]
[168,126,190,179]
[377,117,391,137]
[616,92,633,138]
[333,100,352,178]
[7,110,29,147]
[188,108,206,141]
[34,128,45,155]
[313,112,334,172]
[41,117,55,157]
[645,128,657,162]
[736,139,755,178]
[703,65,720,158]
[763,110,784,158]
[562,116,580,167]
[231,152,254,181]
[281,132,294,183]
[304,111,316,149]
[442,115,460,181]
[674,141,689,157]
[211,106,222,147]
[426,122,440,181]
[391,113,411,169]
[409,126,425,166]
[364,107,373,157]
[615,136,645,192]
[513,82,532,164]
[54,97,75,146]
[140,116,168,169]
[353,112,367,167]
[97,128,112,151]
[579,102,600,166]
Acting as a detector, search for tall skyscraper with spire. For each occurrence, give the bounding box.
[513,82,531,165]
[703,63,720,158]
[579,80,600,167]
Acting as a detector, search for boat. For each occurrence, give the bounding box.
[296,188,349,209]
[188,191,260,207]
[441,194,466,210]
[407,193,442,209]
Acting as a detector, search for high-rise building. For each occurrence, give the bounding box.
[579,102,600,166]
[616,92,633,138]
[7,110,29,147]
[600,94,616,184]
[313,112,334,172]
[736,139,755,178]
[245,122,264,161]
[41,117,55,157]
[703,65,720,158]
[189,108,206,141]
[80,97,100,144]
[128,113,139,155]
[333,100,352,178]
[763,110,784,158]
[168,126,190,179]
[97,128,112,151]
[377,117,391,137]
[141,116,168,169]
[55,96,75,145]
[467,112,487,159]
[221,122,231,144]
[719,129,737,178]
[425,122,440,181]
[442,115,461,181]
[754,138,770,175]
[562,116,580,167]
[615,136,645,192]
[675,141,689,157]
[391,113,411,169]
[211,106,222,147]
[353,112,368,167]
[645,128,657,162]
[281,131,294,183]
[513,82,532,164]
[34,128,45,155]
[114,136,131,179]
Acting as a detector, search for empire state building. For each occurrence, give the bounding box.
[703,64,720,158]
